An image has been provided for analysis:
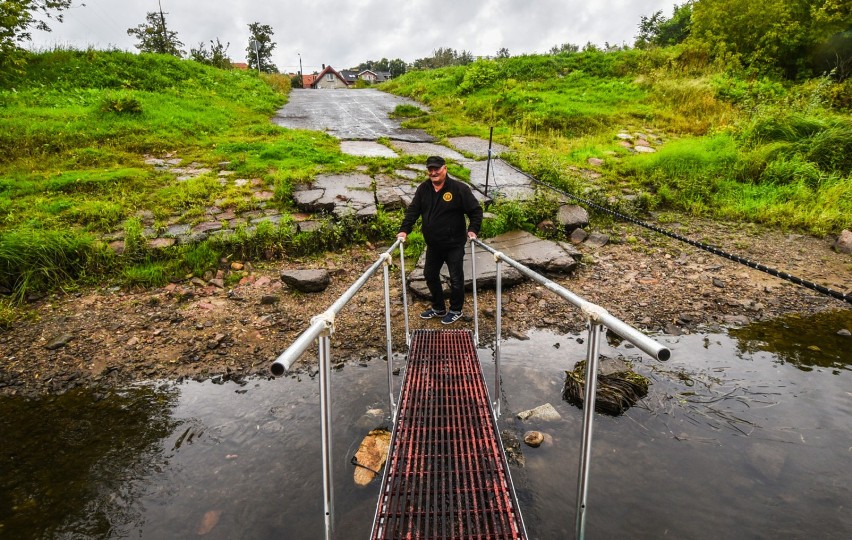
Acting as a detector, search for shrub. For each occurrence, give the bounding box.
[100,92,143,114]
[458,60,501,94]
[260,72,292,94]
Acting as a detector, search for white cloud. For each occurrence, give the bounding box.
[28,0,676,72]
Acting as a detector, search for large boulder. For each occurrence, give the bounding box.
[406,230,580,298]
[556,204,589,232]
[280,269,331,293]
[833,229,852,254]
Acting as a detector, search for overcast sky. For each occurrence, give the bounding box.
[29,0,677,73]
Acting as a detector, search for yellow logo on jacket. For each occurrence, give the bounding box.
[443,192,453,202]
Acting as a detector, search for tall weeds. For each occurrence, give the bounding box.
[0,229,111,301]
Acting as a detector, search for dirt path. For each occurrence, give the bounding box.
[1,216,849,397]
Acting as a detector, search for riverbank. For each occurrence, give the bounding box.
[1,216,849,397]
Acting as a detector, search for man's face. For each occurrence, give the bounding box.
[428,165,447,185]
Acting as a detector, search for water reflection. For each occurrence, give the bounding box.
[729,309,852,372]
[0,385,178,539]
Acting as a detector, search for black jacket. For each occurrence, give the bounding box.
[399,176,483,248]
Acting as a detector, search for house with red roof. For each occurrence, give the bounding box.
[310,65,351,89]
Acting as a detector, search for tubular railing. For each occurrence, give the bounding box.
[469,238,669,539]
[270,238,410,540]
[270,237,671,540]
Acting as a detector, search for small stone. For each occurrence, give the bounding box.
[230,262,244,271]
[584,232,609,248]
[523,431,545,447]
[837,329,851,337]
[517,403,562,422]
[260,295,280,305]
[570,228,588,244]
[45,333,74,350]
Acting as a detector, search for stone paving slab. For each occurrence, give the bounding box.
[389,141,470,162]
[447,136,509,158]
[340,140,399,158]
[465,159,536,200]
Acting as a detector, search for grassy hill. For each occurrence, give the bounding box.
[380,50,851,235]
[1,48,850,320]
[0,49,373,309]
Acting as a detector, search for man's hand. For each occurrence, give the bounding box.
[397,232,407,241]
[467,231,477,240]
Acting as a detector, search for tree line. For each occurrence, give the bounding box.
[2,0,850,81]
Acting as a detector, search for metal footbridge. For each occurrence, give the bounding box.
[271,238,670,539]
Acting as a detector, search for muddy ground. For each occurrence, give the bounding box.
[1,216,849,397]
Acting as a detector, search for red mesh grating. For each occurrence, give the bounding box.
[371,329,526,539]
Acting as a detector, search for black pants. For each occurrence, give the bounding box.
[424,243,466,312]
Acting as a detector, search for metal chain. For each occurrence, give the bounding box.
[522,174,852,306]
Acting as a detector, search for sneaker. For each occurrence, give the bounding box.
[420,308,447,319]
[441,310,463,325]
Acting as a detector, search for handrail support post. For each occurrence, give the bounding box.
[494,257,503,417]
[575,320,603,540]
[470,239,480,346]
[317,330,334,540]
[382,256,397,420]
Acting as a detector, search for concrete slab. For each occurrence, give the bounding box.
[390,141,470,162]
[340,140,398,158]
[292,174,375,215]
[272,89,433,141]
[466,159,536,200]
[448,136,509,158]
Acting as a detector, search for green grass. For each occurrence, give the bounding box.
[1,46,850,305]
[381,50,851,236]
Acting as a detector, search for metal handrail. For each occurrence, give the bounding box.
[469,238,670,540]
[269,238,410,540]
[270,236,671,540]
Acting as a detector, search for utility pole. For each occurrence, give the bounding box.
[157,0,168,54]
[298,52,303,87]
[250,40,261,73]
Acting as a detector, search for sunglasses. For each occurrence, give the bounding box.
[427,166,444,172]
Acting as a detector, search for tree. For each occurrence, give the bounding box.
[246,22,278,73]
[549,43,580,55]
[355,57,406,77]
[636,2,693,48]
[388,58,407,78]
[127,11,185,57]
[687,0,851,78]
[496,47,510,59]
[189,38,231,69]
[411,47,474,69]
[1,0,72,70]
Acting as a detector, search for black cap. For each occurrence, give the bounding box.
[425,156,445,168]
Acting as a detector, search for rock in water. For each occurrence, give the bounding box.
[523,431,545,447]
[196,509,222,535]
[353,428,391,486]
[563,358,649,416]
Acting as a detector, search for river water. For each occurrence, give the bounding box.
[1,310,850,539]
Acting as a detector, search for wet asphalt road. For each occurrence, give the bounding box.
[271,88,433,141]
